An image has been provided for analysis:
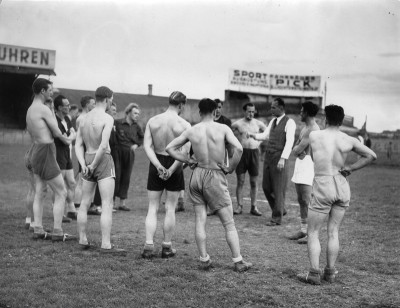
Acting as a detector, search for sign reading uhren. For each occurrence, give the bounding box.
[0,44,56,70]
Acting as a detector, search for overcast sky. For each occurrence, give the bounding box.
[1,0,399,132]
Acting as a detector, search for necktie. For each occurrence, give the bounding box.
[271,118,277,130]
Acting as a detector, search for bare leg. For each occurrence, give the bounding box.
[98,178,115,249]
[47,174,68,233]
[163,191,180,243]
[235,173,245,208]
[32,175,47,230]
[217,205,241,259]
[326,206,346,268]
[77,179,96,245]
[194,204,208,258]
[145,190,163,243]
[307,210,327,270]
[73,172,82,205]
[296,184,312,233]
[63,169,77,213]
[249,175,262,215]
[25,173,35,227]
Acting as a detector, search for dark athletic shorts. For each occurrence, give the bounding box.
[235,148,259,176]
[31,143,61,181]
[55,145,73,170]
[147,153,184,191]
[82,152,115,183]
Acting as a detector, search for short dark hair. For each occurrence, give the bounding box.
[169,91,186,105]
[32,78,52,95]
[198,98,217,115]
[80,96,94,108]
[302,101,319,117]
[214,99,223,106]
[273,97,285,109]
[325,105,344,126]
[95,86,113,101]
[242,103,255,111]
[54,95,67,111]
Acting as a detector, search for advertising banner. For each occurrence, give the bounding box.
[0,44,56,70]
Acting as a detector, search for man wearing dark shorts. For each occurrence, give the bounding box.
[142,91,191,259]
[232,103,267,216]
[54,95,77,221]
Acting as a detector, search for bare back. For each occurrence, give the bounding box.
[232,118,266,149]
[26,100,57,144]
[187,122,235,169]
[148,112,190,155]
[80,108,112,153]
[310,129,374,176]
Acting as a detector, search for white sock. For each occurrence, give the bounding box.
[232,255,243,263]
[145,241,154,245]
[301,223,307,234]
[200,254,210,262]
[25,217,31,224]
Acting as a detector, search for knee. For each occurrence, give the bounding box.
[222,219,236,232]
[237,179,245,187]
[250,180,257,189]
[57,187,67,199]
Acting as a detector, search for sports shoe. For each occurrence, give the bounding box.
[233,205,243,215]
[265,221,281,226]
[288,231,307,240]
[79,242,97,251]
[161,246,177,259]
[234,260,253,272]
[62,215,72,223]
[199,259,214,271]
[297,236,308,244]
[297,269,321,285]
[117,205,131,211]
[33,232,51,240]
[100,246,127,256]
[250,206,262,216]
[51,233,77,242]
[141,244,155,259]
[323,267,338,283]
[24,222,30,230]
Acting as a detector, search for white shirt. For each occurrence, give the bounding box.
[255,114,296,160]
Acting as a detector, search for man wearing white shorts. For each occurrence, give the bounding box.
[289,102,320,244]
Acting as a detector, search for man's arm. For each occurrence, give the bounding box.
[87,116,113,171]
[218,127,243,174]
[143,120,167,175]
[42,107,70,144]
[165,131,191,164]
[292,128,312,158]
[340,137,377,176]
[75,122,88,175]
[249,121,270,140]
[166,123,192,178]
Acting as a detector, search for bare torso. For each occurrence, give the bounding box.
[148,111,190,155]
[310,129,354,175]
[26,100,55,144]
[187,121,230,169]
[232,118,265,149]
[80,108,112,153]
[296,122,320,156]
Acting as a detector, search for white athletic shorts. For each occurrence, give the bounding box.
[291,155,314,186]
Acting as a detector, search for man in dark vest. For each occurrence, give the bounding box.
[248,98,296,226]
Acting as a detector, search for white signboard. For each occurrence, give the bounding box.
[228,69,321,95]
[0,44,56,70]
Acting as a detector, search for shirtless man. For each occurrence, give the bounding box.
[288,101,320,244]
[297,105,376,285]
[231,103,267,216]
[141,91,191,259]
[166,98,252,272]
[73,96,96,211]
[26,78,75,241]
[75,86,126,255]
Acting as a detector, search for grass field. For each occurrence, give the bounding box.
[0,144,399,308]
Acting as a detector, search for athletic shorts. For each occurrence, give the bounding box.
[309,174,351,214]
[235,148,259,176]
[188,167,232,212]
[147,154,184,191]
[82,152,115,183]
[31,143,61,181]
[24,144,34,174]
[55,146,73,170]
[291,155,314,186]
